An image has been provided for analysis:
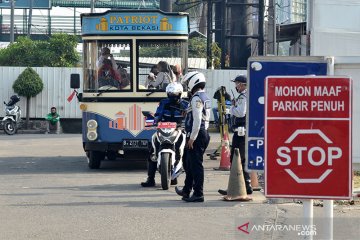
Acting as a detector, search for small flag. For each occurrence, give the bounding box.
[67,90,76,102]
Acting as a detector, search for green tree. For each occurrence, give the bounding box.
[13,67,44,128]
[0,34,80,67]
[188,37,207,58]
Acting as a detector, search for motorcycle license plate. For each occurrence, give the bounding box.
[123,139,148,149]
[157,122,177,129]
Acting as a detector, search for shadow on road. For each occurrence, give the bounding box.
[0,156,147,175]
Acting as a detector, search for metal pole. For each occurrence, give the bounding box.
[10,0,15,43]
[207,0,213,69]
[323,200,333,240]
[258,0,264,56]
[74,7,76,34]
[28,0,33,38]
[91,0,95,13]
[267,0,276,55]
[160,0,171,12]
[303,199,314,240]
[220,0,226,68]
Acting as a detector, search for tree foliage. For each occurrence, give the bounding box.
[0,34,80,67]
[13,67,44,98]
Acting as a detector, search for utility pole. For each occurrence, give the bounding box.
[258,0,264,56]
[220,0,227,69]
[207,0,213,69]
[160,0,171,12]
[91,0,95,13]
[267,0,276,55]
[10,0,15,43]
[28,0,33,38]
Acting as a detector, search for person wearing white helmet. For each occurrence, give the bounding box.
[175,71,210,202]
[141,82,189,187]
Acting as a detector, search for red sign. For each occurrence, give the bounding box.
[265,76,352,199]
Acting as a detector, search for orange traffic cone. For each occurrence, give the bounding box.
[223,148,252,201]
[214,132,231,171]
[250,172,262,191]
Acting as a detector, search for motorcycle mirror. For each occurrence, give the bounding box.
[141,111,154,118]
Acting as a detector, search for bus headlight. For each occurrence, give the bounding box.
[87,119,98,129]
[87,131,98,141]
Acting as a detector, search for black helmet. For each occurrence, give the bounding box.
[6,95,20,106]
[10,95,20,102]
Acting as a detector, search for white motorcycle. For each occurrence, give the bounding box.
[154,122,186,190]
[2,95,21,135]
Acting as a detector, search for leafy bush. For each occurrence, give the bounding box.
[13,67,44,97]
[0,34,80,67]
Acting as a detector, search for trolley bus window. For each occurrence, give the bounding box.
[137,40,187,91]
[83,40,132,92]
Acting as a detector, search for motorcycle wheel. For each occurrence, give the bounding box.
[160,152,171,190]
[4,120,16,135]
[87,151,105,169]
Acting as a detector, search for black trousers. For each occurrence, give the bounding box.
[230,133,251,189]
[183,129,210,197]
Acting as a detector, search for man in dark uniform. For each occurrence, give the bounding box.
[141,82,188,187]
[175,71,211,202]
[218,75,253,195]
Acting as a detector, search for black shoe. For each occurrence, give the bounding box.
[183,194,204,202]
[171,178,178,185]
[175,186,190,199]
[141,178,155,187]
[247,187,253,195]
[218,189,227,195]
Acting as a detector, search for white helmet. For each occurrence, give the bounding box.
[182,71,206,92]
[166,82,183,96]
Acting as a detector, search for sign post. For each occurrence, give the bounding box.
[265,76,352,238]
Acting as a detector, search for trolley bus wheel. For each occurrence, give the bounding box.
[88,151,105,169]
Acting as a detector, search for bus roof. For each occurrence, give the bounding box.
[81,10,189,36]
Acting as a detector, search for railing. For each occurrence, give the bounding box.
[0,15,82,36]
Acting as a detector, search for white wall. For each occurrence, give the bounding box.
[334,57,360,168]
[0,67,83,119]
[309,0,360,56]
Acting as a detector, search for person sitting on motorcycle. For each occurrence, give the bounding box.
[141,82,189,187]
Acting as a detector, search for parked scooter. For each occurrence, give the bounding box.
[143,111,186,190]
[2,95,21,135]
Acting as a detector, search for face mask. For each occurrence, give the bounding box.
[169,95,180,103]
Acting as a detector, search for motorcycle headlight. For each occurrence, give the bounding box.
[87,120,98,129]
[87,131,98,141]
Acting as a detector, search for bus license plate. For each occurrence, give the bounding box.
[123,139,148,148]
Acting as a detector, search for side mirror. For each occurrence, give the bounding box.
[70,74,80,89]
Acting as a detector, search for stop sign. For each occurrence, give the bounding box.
[265,76,352,199]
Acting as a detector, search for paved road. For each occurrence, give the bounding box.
[0,134,359,240]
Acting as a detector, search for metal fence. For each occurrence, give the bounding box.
[0,67,245,119]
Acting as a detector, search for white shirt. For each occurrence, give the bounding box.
[189,90,210,140]
[230,89,247,118]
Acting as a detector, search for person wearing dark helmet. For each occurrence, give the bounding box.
[140,82,188,187]
[175,71,211,202]
[218,75,253,196]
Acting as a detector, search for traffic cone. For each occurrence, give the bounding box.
[214,132,231,171]
[250,172,262,191]
[223,148,252,201]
